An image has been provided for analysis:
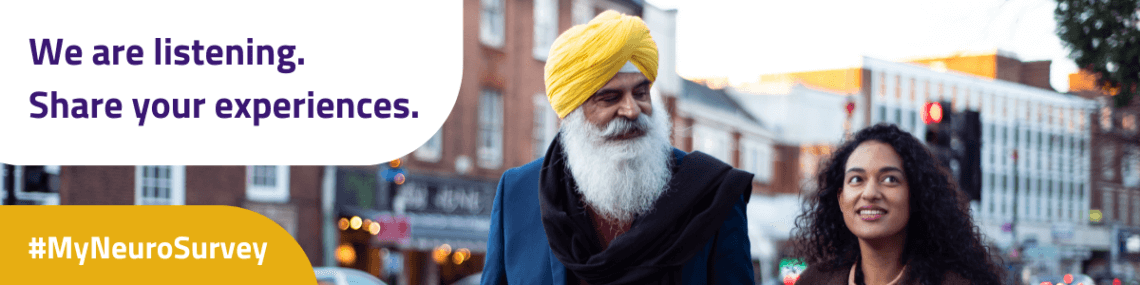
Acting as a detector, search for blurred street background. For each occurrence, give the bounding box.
[4,1,1140,284]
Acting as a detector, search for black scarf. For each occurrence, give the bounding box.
[539,134,753,285]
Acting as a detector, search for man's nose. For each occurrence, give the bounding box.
[615,93,641,120]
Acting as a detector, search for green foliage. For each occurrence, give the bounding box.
[1055,0,1140,107]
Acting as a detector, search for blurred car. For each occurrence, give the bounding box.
[1031,273,1095,285]
[453,272,482,285]
[314,267,388,285]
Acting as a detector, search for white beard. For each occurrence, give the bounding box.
[559,98,674,223]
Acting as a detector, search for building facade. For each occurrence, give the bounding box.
[6,165,330,269]
[862,56,1100,277]
[360,1,647,285]
[723,52,1102,281]
[1069,70,1140,280]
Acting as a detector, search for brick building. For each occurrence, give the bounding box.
[5,165,329,269]
[335,1,648,285]
[1068,69,1140,280]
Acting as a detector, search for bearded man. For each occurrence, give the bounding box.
[481,11,755,285]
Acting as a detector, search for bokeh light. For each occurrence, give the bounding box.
[394,173,406,185]
[451,248,471,265]
[432,244,452,264]
[336,244,356,266]
[337,217,349,230]
[350,216,362,230]
[368,221,381,235]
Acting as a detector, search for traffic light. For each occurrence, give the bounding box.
[921,102,944,124]
[955,111,982,201]
[921,102,981,201]
[924,101,953,173]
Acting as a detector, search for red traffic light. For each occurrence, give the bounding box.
[922,102,943,124]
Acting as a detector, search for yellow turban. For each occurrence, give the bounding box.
[544,10,659,118]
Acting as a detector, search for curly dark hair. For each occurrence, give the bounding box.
[792,123,1003,285]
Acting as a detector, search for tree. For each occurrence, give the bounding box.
[1055,0,1140,107]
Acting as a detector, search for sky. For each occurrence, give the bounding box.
[645,0,1079,92]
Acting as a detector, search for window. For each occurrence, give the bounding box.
[879,72,887,97]
[1133,195,1140,226]
[1046,182,1053,219]
[4,165,62,205]
[989,173,996,192]
[1119,192,1129,224]
[572,0,593,25]
[1103,146,1117,180]
[741,139,773,183]
[533,0,558,60]
[479,90,504,168]
[878,105,887,123]
[693,124,732,163]
[1036,131,1044,170]
[1124,145,1139,187]
[1079,139,1087,173]
[135,166,185,205]
[988,123,996,147]
[533,94,558,159]
[414,128,443,162]
[246,166,290,203]
[1124,114,1137,133]
[1101,107,1113,131]
[1062,182,1071,220]
[1103,191,1114,222]
[480,0,505,48]
[1002,125,1008,146]
[1013,126,1020,146]
[1035,179,1042,218]
[894,75,902,99]
[908,110,917,133]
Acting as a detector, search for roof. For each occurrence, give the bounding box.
[680,79,763,126]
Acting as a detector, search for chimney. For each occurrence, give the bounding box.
[1019,60,1054,91]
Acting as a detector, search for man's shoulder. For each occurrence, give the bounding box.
[499,157,544,189]
[669,147,688,167]
[506,157,544,176]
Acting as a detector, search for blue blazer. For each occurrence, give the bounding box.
[481,149,755,284]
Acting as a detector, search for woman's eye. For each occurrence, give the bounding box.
[882,176,899,184]
[847,176,863,184]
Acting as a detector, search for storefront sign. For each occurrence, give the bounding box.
[392,174,494,215]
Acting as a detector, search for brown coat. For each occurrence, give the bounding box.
[794,265,971,285]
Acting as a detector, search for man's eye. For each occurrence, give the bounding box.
[634,91,648,100]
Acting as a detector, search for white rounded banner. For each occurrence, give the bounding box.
[0,0,462,165]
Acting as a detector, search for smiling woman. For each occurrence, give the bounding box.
[792,124,1003,285]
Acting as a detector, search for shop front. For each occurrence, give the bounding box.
[334,167,494,285]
